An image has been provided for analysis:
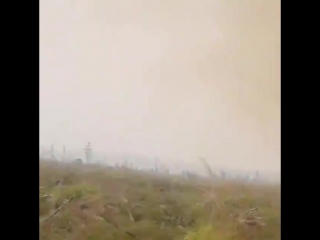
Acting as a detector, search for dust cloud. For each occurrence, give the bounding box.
[40,0,280,172]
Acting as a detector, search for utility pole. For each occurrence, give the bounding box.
[62,145,66,161]
[51,145,55,160]
[85,142,92,163]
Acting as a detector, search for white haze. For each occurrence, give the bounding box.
[40,0,280,173]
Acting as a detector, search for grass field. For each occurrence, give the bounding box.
[39,161,280,240]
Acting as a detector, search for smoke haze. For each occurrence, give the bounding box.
[40,0,280,172]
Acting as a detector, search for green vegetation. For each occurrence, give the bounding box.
[40,161,280,240]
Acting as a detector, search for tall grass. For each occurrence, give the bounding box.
[39,160,280,240]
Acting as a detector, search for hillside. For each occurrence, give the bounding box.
[40,161,280,240]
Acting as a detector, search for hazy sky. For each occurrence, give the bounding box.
[40,0,280,171]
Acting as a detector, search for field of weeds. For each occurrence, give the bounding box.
[39,161,280,240]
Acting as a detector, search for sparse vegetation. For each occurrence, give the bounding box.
[40,161,280,240]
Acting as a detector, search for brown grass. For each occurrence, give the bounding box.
[39,161,280,240]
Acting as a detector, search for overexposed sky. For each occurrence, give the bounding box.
[40,0,280,171]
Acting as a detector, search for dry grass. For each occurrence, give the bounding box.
[39,161,280,240]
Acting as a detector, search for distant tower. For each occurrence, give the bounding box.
[62,145,66,161]
[85,142,92,163]
[50,145,55,160]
